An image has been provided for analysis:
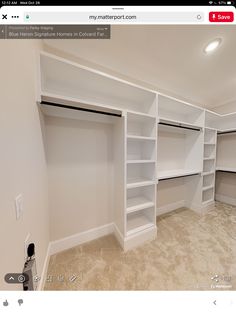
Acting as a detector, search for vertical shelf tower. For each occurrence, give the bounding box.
[202,127,217,206]
[124,100,158,250]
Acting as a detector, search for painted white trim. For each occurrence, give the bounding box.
[37,243,51,291]
[190,201,214,214]
[123,226,157,251]
[215,194,236,206]
[49,223,114,255]
[113,223,124,249]
[156,200,186,216]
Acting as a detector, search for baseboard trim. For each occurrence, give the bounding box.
[156,200,186,216]
[49,223,114,255]
[38,243,51,291]
[113,223,124,248]
[215,194,236,206]
[123,226,157,251]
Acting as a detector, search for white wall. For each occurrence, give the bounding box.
[0,40,50,290]
[157,178,186,210]
[44,115,114,241]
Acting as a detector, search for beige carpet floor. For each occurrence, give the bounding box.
[44,202,236,290]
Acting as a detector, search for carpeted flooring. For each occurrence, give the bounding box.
[44,202,236,290]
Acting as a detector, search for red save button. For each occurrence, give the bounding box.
[209,12,234,22]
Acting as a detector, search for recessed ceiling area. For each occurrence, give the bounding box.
[44,25,236,109]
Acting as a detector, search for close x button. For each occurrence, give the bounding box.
[209,11,234,22]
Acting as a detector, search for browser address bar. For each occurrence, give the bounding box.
[23,11,205,24]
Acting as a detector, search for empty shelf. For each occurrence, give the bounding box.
[218,129,236,135]
[127,135,156,141]
[127,178,156,189]
[41,93,123,117]
[216,166,236,173]
[126,196,154,213]
[202,185,214,191]
[158,169,201,180]
[158,117,202,131]
[126,110,156,119]
[203,171,215,176]
[202,198,214,206]
[127,160,156,164]
[126,212,154,236]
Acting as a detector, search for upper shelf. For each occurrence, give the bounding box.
[40,52,157,116]
[158,95,204,128]
[40,52,236,131]
[158,117,202,132]
[205,110,236,132]
[40,93,123,124]
[218,128,236,135]
[216,166,236,173]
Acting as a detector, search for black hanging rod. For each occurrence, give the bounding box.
[159,172,200,181]
[217,130,236,135]
[159,122,201,132]
[40,101,122,117]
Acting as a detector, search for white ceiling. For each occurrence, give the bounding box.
[44,25,236,109]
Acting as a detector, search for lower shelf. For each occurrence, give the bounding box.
[126,210,155,236]
[202,186,214,203]
[202,185,214,191]
[126,196,154,213]
[126,178,155,189]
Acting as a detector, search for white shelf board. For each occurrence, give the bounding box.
[127,135,156,141]
[157,169,201,180]
[126,110,156,119]
[126,213,154,236]
[202,198,214,206]
[218,128,236,134]
[158,117,202,130]
[204,157,215,161]
[127,178,156,189]
[203,171,215,176]
[41,93,123,116]
[40,52,156,114]
[216,166,236,173]
[205,127,218,131]
[127,160,156,164]
[202,185,214,192]
[126,196,154,213]
[204,141,216,145]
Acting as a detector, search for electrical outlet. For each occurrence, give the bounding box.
[24,233,31,260]
[15,194,23,220]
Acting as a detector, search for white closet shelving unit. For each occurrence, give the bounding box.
[39,51,157,251]
[157,95,204,215]
[38,50,236,251]
[204,110,236,206]
[215,118,236,206]
[125,98,157,246]
[202,127,217,206]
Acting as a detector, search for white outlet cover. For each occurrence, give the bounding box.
[15,194,23,220]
